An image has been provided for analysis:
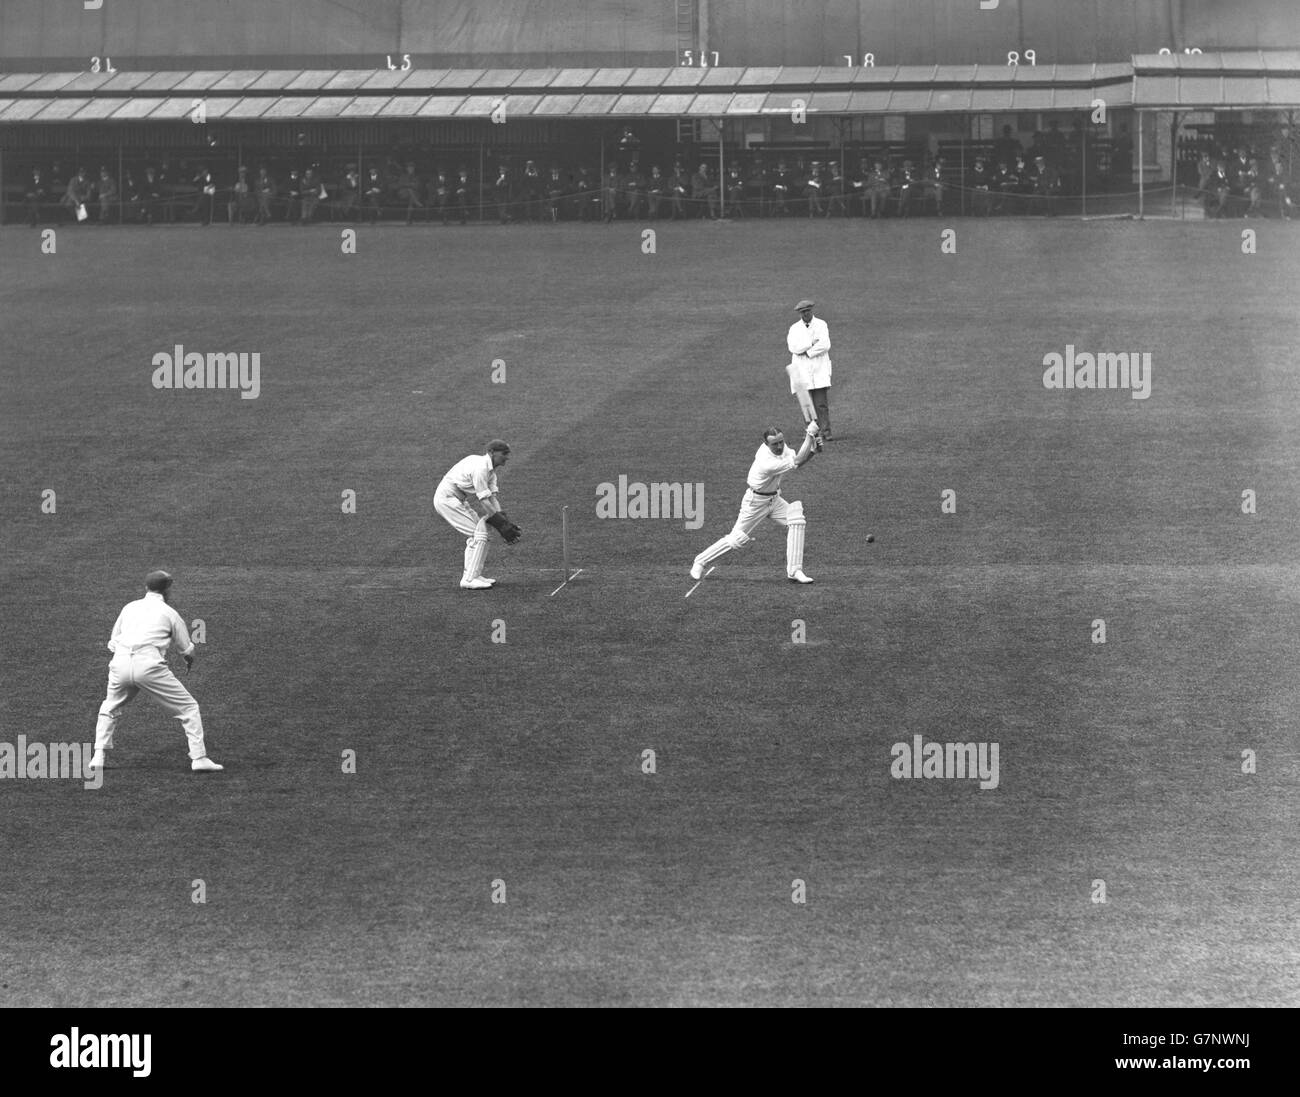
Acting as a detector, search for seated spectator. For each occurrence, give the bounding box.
[993,159,1019,214]
[895,160,920,217]
[96,167,117,223]
[668,163,690,220]
[338,164,360,222]
[826,161,848,217]
[396,161,423,224]
[1265,150,1294,219]
[969,156,994,216]
[691,163,719,219]
[1032,155,1061,216]
[622,159,646,221]
[63,167,91,223]
[646,165,666,220]
[745,160,767,217]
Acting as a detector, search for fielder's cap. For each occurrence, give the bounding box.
[145,570,173,591]
[486,439,511,454]
[795,299,815,311]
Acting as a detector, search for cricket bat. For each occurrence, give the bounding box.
[784,362,823,449]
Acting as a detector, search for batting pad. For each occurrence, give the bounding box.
[786,519,806,573]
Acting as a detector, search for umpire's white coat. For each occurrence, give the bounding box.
[787,316,833,390]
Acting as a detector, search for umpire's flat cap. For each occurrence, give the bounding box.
[145,570,173,592]
[795,299,815,311]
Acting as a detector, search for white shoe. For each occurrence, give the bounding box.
[459,577,493,589]
[89,750,106,771]
[689,562,704,580]
[788,570,814,584]
[191,756,224,772]
[480,577,497,585]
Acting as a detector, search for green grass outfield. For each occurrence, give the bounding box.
[1,218,1297,1007]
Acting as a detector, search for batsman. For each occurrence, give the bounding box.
[434,439,522,589]
[787,298,833,442]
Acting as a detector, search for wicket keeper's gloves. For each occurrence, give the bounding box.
[486,511,523,545]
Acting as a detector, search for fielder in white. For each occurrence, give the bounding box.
[90,570,223,773]
[435,439,522,589]
[690,423,820,584]
[787,298,834,440]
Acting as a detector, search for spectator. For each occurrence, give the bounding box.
[623,159,645,221]
[254,166,275,225]
[895,160,920,217]
[969,156,993,216]
[575,165,598,221]
[769,160,793,216]
[96,167,118,223]
[455,167,473,224]
[338,163,360,221]
[924,155,947,215]
[544,165,567,223]
[396,161,423,224]
[600,162,619,222]
[522,159,544,221]
[228,165,252,224]
[1032,155,1061,216]
[826,161,848,217]
[492,164,513,224]
[725,164,745,217]
[192,165,216,225]
[364,166,385,222]
[285,167,302,224]
[646,165,666,220]
[301,165,323,223]
[1265,150,1294,219]
[802,161,824,217]
[25,167,47,226]
[692,162,719,219]
[668,163,690,220]
[431,169,452,224]
[63,167,91,224]
[866,159,891,218]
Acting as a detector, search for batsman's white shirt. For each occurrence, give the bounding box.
[747,442,799,494]
[107,591,195,659]
[787,316,833,390]
[437,454,499,505]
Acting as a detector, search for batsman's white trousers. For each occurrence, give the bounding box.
[94,647,208,761]
[731,489,799,536]
[693,490,807,575]
[434,490,490,580]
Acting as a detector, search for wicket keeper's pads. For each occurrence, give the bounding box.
[486,511,523,544]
